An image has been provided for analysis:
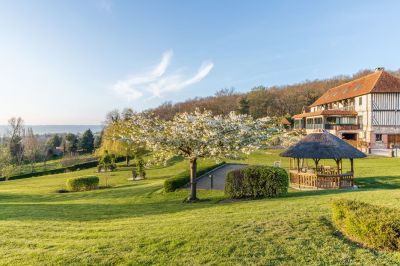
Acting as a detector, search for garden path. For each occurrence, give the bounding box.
[195,163,247,190]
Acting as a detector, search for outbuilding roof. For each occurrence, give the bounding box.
[280,131,366,159]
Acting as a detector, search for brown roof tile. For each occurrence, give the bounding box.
[310,70,400,107]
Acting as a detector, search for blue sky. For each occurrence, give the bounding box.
[1,0,400,124]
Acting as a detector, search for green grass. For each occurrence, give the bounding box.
[1,150,400,265]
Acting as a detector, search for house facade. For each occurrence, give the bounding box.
[293,69,400,154]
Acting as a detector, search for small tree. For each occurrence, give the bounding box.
[131,167,138,179]
[136,158,146,179]
[100,151,113,187]
[115,110,275,201]
[24,128,41,173]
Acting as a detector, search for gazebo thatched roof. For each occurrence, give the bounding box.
[280,131,366,159]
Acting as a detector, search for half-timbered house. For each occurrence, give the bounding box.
[293,68,400,155]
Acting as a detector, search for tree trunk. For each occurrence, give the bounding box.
[188,157,198,201]
[126,155,130,166]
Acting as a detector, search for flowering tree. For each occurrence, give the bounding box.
[114,109,276,201]
[268,129,306,148]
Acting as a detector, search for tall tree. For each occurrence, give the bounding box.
[94,131,103,149]
[105,109,121,124]
[64,133,78,155]
[96,124,145,166]
[78,129,95,153]
[237,96,250,114]
[46,134,62,150]
[121,108,135,121]
[7,117,24,167]
[115,109,275,201]
[0,145,12,178]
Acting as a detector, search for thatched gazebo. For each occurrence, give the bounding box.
[280,130,366,189]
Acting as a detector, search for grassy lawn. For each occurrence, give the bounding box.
[1,150,400,265]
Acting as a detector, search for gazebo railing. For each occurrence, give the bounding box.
[289,170,354,189]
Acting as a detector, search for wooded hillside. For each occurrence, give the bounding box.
[146,69,400,119]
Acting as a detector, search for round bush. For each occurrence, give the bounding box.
[225,166,288,199]
[332,199,400,251]
[66,175,99,192]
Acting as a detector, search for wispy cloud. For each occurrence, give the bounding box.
[113,51,214,101]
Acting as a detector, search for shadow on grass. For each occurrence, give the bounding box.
[355,176,400,189]
[0,190,224,222]
[286,188,360,198]
[319,216,379,255]
[0,200,222,222]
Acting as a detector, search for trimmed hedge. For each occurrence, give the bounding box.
[225,166,288,199]
[0,157,126,182]
[332,199,400,251]
[66,175,100,192]
[164,161,225,192]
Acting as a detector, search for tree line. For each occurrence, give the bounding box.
[0,117,101,178]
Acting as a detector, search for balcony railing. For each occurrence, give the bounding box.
[304,124,360,130]
[324,124,360,130]
[306,124,324,129]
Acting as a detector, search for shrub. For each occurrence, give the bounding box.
[132,167,138,178]
[332,199,400,251]
[136,158,146,178]
[66,175,99,192]
[164,161,225,192]
[225,166,288,199]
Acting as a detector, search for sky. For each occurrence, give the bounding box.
[1,0,400,125]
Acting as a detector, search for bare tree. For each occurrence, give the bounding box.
[24,128,41,173]
[105,110,121,125]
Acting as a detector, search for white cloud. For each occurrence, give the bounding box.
[112,51,213,101]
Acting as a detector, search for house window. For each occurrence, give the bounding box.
[359,96,363,106]
[357,116,363,130]
[376,134,382,142]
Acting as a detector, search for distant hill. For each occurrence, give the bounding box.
[146,68,400,119]
[0,125,103,136]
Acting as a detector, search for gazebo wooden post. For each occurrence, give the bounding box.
[340,159,343,174]
[350,158,354,173]
[296,157,301,189]
[350,158,354,187]
[335,159,340,174]
[297,158,300,173]
[313,158,320,189]
[335,158,341,189]
[313,158,320,171]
